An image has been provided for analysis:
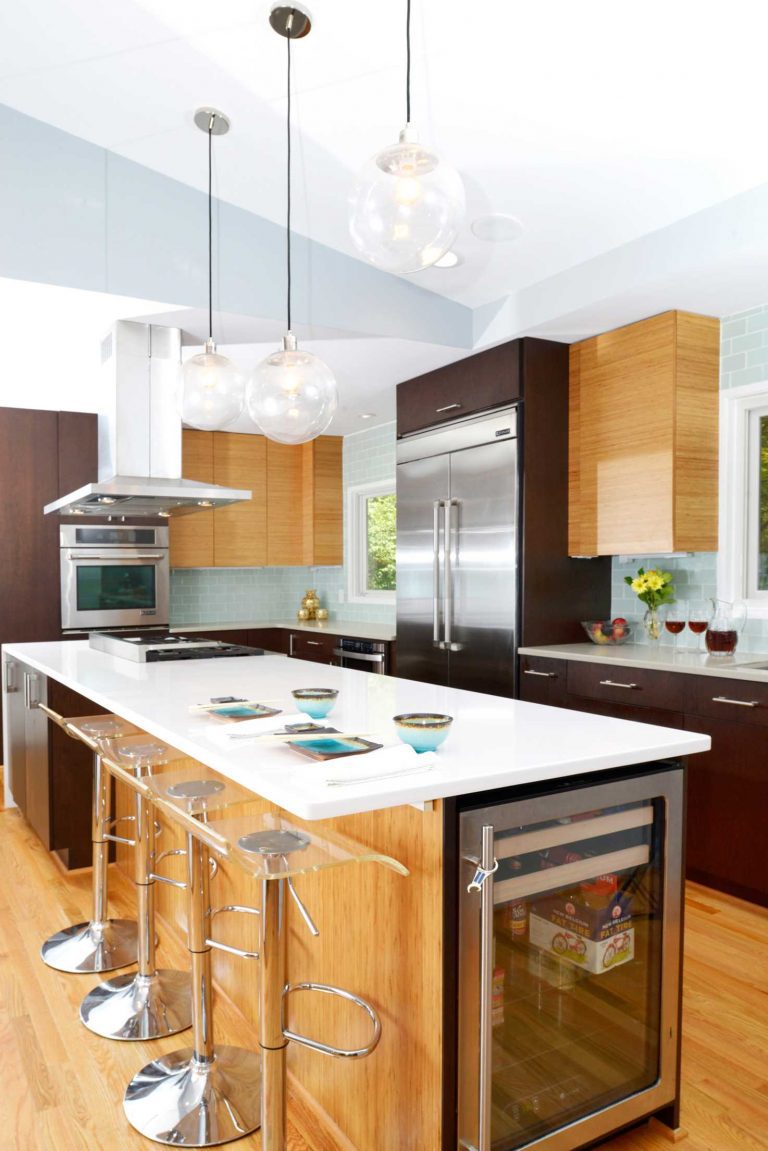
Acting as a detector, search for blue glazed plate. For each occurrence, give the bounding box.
[287,737,382,761]
[204,704,281,721]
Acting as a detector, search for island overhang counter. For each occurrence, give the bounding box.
[1,641,710,1151]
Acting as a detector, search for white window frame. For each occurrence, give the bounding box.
[718,379,768,616]
[346,480,396,605]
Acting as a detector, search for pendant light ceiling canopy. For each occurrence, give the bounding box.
[348,0,465,274]
[179,108,245,431]
[245,4,338,446]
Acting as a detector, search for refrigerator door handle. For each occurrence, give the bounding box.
[444,499,461,651]
[433,500,443,646]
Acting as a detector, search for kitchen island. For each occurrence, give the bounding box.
[2,641,710,1151]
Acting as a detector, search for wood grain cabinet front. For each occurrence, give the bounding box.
[569,310,720,555]
[566,660,685,712]
[396,341,522,435]
[170,431,342,569]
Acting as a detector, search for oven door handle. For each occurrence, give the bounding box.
[67,553,166,561]
[332,649,385,663]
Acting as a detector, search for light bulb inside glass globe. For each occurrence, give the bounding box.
[179,339,245,431]
[245,333,338,445]
[349,124,465,274]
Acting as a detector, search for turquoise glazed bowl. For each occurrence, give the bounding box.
[292,688,339,719]
[393,712,453,753]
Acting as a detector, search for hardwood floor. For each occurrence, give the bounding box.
[0,802,766,1151]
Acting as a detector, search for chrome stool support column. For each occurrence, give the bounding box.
[41,716,139,974]
[122,776,262,1146]
[80,741,193,1041]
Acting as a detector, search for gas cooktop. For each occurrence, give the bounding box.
[89,632,264,663]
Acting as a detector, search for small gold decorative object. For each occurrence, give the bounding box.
[297,589,325,621]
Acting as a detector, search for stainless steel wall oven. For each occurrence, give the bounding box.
[60,525,170,632]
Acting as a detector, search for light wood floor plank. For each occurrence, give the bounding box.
[1,807,767,1150]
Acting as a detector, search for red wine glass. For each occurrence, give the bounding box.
[687,599,712,653]
[662,602,686,652]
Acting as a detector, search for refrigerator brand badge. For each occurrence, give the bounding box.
[495,428,511,437]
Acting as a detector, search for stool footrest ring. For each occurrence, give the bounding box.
[206,905,261,960]
[282,982,381,1059]
[150,848,188,890]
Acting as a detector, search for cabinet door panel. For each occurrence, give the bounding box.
[685,674,768,727]
[266,440,303,565]
[567,660,684,711]
[519,657,567,707]
[396,342,521,436]
[305,437,343,565]
[170,431,214,567]
[289,632,336,662]
[567,695,683,729]
[214,434,266,567]
[683,713,768,906]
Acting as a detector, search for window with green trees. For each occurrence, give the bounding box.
[365,493,396,591]
[347,481,396,601]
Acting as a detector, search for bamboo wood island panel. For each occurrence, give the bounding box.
[170,430,342,568]
[568,311,720,556]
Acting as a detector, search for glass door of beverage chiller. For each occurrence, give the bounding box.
[457,768,684,1151]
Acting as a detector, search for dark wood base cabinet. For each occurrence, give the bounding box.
[520,655,768,907]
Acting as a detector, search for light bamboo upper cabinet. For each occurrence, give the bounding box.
[170,431,342,568]
[568,310,720,556]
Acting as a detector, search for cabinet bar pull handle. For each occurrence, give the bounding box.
[523,669,557,679]
[306,640,321,646]
[712,695,760,708]
[599,679,639,689]
[289,634,295,657]
[435,402,462,413]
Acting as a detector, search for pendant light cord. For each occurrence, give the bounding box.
[286,35,292,333]
[207,114,214,343]
[406,0,411,123]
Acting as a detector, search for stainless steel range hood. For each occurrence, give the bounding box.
[45,320,252,518]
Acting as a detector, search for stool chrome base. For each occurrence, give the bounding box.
[124,1045,262,1146]
[80,969,192,1041]
[40,919,138,974]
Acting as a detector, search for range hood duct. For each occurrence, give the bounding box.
[44,320,252,518]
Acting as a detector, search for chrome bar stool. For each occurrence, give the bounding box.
[40,711,142,974]
[80,736,193,1042]
[126,797,408,1150]
[106,760,262,1146]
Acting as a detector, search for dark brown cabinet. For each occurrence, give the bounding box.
[0,406,97,745]
[288,631,336,663]
[396,342,522,436]
[520,656,768,907]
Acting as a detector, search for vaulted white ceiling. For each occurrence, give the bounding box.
[4,0,768,414]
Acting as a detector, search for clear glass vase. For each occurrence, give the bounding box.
[643,606,664,643]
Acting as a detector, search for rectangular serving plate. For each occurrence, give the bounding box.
[286,736,383,761]
[203,704,282,722]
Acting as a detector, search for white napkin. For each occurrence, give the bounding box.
[318,743,438,786]
[203,712,308,744]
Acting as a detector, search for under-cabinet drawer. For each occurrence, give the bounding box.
[685,675,768,726]
[288,631,336,663]
[567,661,683,712]
[519,656,567,707]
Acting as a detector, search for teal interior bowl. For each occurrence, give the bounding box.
[292,688,339,719]
[393,712,453,753]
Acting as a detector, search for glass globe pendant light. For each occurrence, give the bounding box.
[246,5,337,445]
[348,0,465,274]
[179,108,245,431]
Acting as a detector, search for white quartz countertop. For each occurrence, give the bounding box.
[3,642,710,820]
[172,619,396,642]
[519,642,768,681]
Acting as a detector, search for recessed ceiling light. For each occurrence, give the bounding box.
[471,214,524,242]
[359,412,376,421]
[433,250,461,268]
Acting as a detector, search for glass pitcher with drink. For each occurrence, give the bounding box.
[705,599,747,656]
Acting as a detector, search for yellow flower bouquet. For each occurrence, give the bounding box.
[624,567,675,642]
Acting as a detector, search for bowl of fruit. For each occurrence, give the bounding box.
[581,619,632,645]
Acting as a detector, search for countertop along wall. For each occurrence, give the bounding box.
[610,303,768,652]
[170,421,397,629]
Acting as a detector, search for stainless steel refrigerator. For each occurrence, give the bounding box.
[396,406,518,696]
